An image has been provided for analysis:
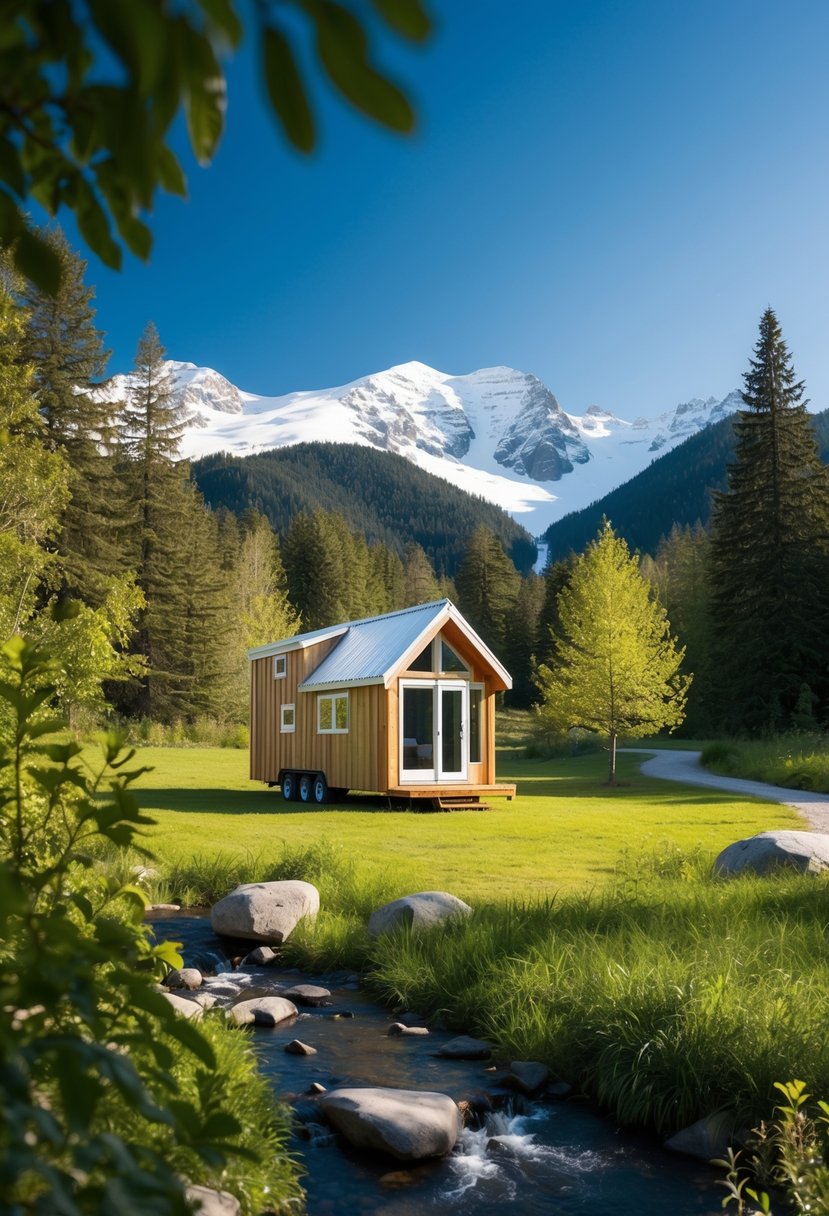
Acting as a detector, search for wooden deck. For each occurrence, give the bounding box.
[388,783,516,802]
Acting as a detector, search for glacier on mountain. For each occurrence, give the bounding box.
[102,358,743,533]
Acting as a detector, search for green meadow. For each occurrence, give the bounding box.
[129,744,799,904]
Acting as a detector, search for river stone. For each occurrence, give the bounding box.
[436,1035,492,1060]
[714,831,829,877]
[165,967,203,990]
[191,992,218,1010]
[508,1061,551,1094]
[547,1080,574,1099]
[388,1023,430,1037]
[283,983,331,1006]
[227,996,298,1027]
[320,1087,460,1160]
[185,1184,241,1216]
[368,891,472,937]
[397,1011,427,1027]
[665,1113,741,1161]
[211,880,320,943]
[162,992,203,1020]
[239,945,279,967]
[285,1039,318,1055]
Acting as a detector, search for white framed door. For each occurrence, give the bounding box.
[399,680,468,784]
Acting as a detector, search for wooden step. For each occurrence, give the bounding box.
[434,797,492,812]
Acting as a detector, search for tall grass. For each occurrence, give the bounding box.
[702,733,829,793]
[280,849,829,1136]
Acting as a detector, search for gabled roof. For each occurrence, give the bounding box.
[247,599,512,691]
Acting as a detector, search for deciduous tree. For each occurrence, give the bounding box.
[534,522,690,783]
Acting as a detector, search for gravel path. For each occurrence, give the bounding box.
[620,748,829,832]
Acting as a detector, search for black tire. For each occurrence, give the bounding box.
[312,774,329,805]
[299,773,313,802]
[281,771,298,801]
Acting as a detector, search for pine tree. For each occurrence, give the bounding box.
[367,542,406,614]
[505,573,545,707]
[455,526,519,653]
[18,229,122,604]
[402,543,441,606]
[534,522,690,783]
[0,289,68,638]
[709,309,829,732]
[283,510,351,630]
[535,554,578,671]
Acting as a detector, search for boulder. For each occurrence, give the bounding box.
[714,831,829,877]
[665,1113,742,1162]
[165,967,203,990]
[185,1184,241,1216]
[211,880,320,943]
[508,1061,550,1094]
[547,1080,574,1099]
[282,983,331,1006]
[368,891,472,937]
[388,1023,430,1037]
[239,945,279,967]
[320,1087,460,1160]
[191,992,218,1010]
[227,996,298,1027]
[162,992,203,1020]
[436,1035,492,1060]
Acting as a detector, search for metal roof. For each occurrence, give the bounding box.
[299,600,450,690]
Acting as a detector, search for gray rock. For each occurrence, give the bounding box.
[665,1113,742,1161]
[165,967,203,990]
[162,992,203,1020]
[436,1035,492,1060]
[191,992,218,1010]
[282,983,331,1006]
[211,880,320,943]
[185,1184,241,1216]
[388,1023,430,1037]
[147,903,181,912]
[239,945,279,967]
[285,1039,318,1056]
[368,891,472,937]
[508,1061,550,1094]
[227,996,298,1027]
[320,1087,460,1160]
[308,1082,327,1095]
[547,1080,574,1099]
[715,831,829,877]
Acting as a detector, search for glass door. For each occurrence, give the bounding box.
[437,681,467,781]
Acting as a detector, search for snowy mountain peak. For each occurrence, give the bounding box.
[103,357,744,532]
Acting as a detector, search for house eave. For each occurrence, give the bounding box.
[298,676,386,693]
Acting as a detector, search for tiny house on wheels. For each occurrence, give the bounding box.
[248,599,516,809]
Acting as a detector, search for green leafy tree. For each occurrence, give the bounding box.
[455,525,520,653]
[534,521,691,783]
[0,636,302,1214]
[709,309,829,732]
[1,1,431,290]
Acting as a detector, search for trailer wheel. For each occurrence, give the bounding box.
[298,773,313,802]
[312,774,329,805]
[281,771,298,801]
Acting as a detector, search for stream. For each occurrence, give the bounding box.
[149,913,721,1215]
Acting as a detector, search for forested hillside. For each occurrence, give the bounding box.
[193,442,537,576]
[545,408,829,560]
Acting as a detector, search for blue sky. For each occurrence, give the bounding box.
[68,0,829,418]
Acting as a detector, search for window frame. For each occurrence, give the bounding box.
[280,703,296,733]
[273,653,287,679]
[469,683,484,764]
[317,691,349,734]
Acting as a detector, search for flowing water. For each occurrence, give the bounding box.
[149,914,720,1215]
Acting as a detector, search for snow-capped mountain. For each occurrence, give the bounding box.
[106,359,743,533]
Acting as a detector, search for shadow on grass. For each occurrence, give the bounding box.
[135,788,420,815]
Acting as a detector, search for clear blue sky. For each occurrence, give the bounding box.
[65,0,829,418]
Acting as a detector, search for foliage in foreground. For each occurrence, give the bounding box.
[702,734,829,795]
[0,637,301,1214]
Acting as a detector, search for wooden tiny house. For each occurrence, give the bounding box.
[249,599,516,807]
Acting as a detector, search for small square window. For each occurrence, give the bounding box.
[273,654,287,679]
[280,704,295,733]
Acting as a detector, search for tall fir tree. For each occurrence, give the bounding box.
[505,573,545,707]
[283,510,351,631]
[455,525,520,654]
[709,309,829,732]
[402,542,441,606]
[18,229,123,604]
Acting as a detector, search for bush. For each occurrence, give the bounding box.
[702,734,829,793]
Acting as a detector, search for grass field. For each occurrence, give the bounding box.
[126,741,800,903]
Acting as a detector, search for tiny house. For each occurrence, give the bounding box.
[248,599,516,807]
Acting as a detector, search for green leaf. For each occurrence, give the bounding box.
[75,178,122,269]
[199,0,244,45]
[180,26,226,164]
[0,134,25,195]
[156,145,187,197]
[312,1,415,132]
[372,0,432,41]
[13,226,65,294]
[87,0,166,93]
[262,26,315,153]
